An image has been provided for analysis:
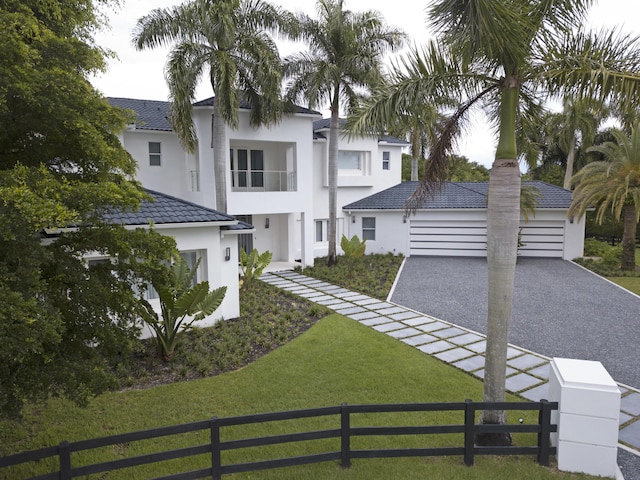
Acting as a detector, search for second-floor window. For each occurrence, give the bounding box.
[149,142,161,166]
[338,150,363,170]
[382,151,390,170]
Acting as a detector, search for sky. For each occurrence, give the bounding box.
[91,0,640,168]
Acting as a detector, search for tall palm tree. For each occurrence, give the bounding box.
[546,97,606,189]
[570,125,640,270]
[348,0,640,442]
[133,0,294,212]
[283,0,405,265]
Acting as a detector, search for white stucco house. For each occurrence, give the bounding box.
[342,181,585,260]
[108,97,409,266]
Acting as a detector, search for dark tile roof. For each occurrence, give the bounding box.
[103,190,240,226]
[192,97,321,115]
[108,98,172,131]
[222,220,254,231]
[313,118,408,145]
[343,181,572,210]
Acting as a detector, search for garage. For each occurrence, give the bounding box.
[344,181,584,261]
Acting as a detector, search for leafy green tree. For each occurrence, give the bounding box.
[283,0,404,265]
[0,0,176,418]
[570,125,640,270]
[139,255,227,360]
[133,0,295,213]
[348,0,640,442]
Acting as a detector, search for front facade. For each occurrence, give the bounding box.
[343,181,585,261]
[109,97,408,266]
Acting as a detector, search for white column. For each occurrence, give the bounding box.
[549,357,620,478]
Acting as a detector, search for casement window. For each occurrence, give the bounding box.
[362,217,376,241]
[315,219,328,243]
[231,148,264,188]
[382,151,390,170]
[149,142,161,166]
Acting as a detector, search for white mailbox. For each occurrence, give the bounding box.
[549,357,620,478]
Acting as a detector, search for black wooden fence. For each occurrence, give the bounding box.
[0,399,557,480]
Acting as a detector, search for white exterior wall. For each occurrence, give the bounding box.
[149,225,240,325]
[312,135,404,257]
[346,211,409,256]
[563,214,587,260]
[120,129,198,202]
[190,108,317,266]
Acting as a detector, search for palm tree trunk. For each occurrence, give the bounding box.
[411,129,420,181]
[563,136,577,190]
[327,93,340,266]
[212,103,228,213]
[621,204,637,271]
[477,82,520,446]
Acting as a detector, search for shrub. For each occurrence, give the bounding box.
[583,238,610,257]
[340,234,366,257]
[240,248,272,287]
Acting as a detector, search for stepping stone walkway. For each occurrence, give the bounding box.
[260,270,640,457]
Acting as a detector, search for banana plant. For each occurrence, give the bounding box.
[139,255,226,360]
[239,248,272,288]
[340,234,367,258]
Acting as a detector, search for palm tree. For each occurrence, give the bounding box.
[283,0,405,265]
[546,97,606,189]
[569,125,640,271]
[133,0,294,212]
[348,0,640,442]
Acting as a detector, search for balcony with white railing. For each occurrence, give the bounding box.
[230,170,297,192]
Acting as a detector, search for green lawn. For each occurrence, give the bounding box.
[1,315,596,480]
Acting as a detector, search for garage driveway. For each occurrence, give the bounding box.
[390,257,640,389]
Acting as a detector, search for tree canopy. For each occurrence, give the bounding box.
[0,0,175,417]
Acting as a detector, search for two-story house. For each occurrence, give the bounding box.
[109,97,408,268]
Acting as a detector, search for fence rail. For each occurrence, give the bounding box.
[0,400,557,480]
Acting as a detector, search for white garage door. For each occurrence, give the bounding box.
[518,220,565,257]
[410,220,487,257]
[410,219,565,257]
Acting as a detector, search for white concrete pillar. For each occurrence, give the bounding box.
[549,357,620,478]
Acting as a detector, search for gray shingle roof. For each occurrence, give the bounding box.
[343,181,572,210]
[313,118,409,145]
[108,98,172,131]
[103,190,241,226]
[192,97,321,115]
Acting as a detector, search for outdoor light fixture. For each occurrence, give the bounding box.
[352,215,356,224]
[402,215,407,223]
[225,247,231,261]
[265,217,270,229]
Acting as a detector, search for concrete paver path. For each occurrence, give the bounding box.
[260,261,640,479]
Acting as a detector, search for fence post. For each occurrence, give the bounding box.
[340,403,351,468]
[58,441,71,480]
[537,399,552,466]
[463,399,475,466]
[549,358,620,478]
[210,417,221,480]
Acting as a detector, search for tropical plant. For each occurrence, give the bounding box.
[139,255,227,360]
[347,0,640,443]
[569,125,640,271]
[240,248,273,287]
[133,0,295,212]
[283,0,405,265]
[340,234,367,257]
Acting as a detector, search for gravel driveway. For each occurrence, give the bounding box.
[390,257,640,389]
